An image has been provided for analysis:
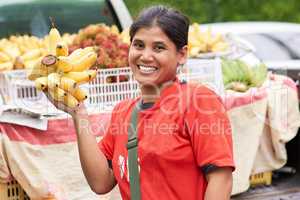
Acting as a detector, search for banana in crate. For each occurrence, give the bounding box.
[28,26,97,108]
[188,23,229,57]
[0,34,49,71]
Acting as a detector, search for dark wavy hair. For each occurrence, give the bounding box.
[129,5,190,50]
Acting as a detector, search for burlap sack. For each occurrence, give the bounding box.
[252,74,300,173]
[225,88,268,195]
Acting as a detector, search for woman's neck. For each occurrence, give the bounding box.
[140,80,174,103]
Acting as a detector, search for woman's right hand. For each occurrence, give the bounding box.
[44,91,88,118]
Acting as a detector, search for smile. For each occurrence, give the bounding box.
[137,65,158,74]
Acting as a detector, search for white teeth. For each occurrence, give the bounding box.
[138,65,157,74]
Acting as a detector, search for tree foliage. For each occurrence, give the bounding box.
[124,0,300,23]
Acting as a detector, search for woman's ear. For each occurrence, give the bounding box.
[177,45,188,65]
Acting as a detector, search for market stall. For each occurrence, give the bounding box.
[0,73,299,199]
[0,22,299,199]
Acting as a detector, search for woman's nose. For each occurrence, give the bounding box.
[140,48,154,61]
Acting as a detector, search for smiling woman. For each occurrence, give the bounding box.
[128,6,188,97]
[97,5,235,200]
[129,26,185,88]
[42,4,235,200]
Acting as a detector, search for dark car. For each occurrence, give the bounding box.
[0,0,132,38]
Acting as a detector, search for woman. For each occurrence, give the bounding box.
[47,5,234,200]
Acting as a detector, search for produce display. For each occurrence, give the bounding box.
[1,22,231,71]
[222,58,268,92]
[0,33,75,72]
[69,24,129,69]
[0,35,46,71]
[27,27,97,108]
[188,23,229,58]
[0,21,268,94]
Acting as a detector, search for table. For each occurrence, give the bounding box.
[0,74,299,198]
[0,113,112,200]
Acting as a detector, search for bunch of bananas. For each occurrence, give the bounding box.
[0,35,47,71]
[222,58,267,92]
[27,27,97,108]
[69,23,129,69]
[188,23,229,57]
[0,33,75,72]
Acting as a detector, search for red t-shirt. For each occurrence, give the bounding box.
[98,80,235,200]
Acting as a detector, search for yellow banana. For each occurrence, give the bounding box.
[48,87,67,102]
[35,76,48,91]
[49,27,62,55]
[211,42,228,52]
[27,59,47,80]
[56,41,69,56]
[2,44,20,59]
[18,44,28,55]
[59,76,77,92]
[47,72,61,89]
[62,33,76,46]
[68,48,83,59]
[23,35,34,50]
[210,34,223,46]
[41,54,57,72]
[110,25,120,35]
[27,57,57,80]
[56,56,73,72]
[63,70,97,84]
[0,51,11,62]
[28,36,40,49]
[40,48,49,57]
[43,35,51,52]
[20,49,42,61]
[189,47,201,57]
[68,46,95,60]
[24,57,42,69]
[120,29,130,44]
[71,51,97,72]
[64,93,79,108]
[14,57,25,69]
[71,87,87,102]
[0,62,14,71]
[8,35,18,43]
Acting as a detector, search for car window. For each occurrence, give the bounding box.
[241,33,300,61]
[0,0,119,38]
[265,32,300,59]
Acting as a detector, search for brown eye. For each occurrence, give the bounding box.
[154,44,166,52]
[132,41,144,49]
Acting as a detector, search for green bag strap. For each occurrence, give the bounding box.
[127,100,141,200]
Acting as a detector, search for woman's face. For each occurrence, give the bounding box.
[128,26,187,86]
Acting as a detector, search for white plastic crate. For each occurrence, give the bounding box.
[86,67,139,111]
[0,68,140,113]
[0,58,224,113]
[0,70,42,105]
[179,58,224,97]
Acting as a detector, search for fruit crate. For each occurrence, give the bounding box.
[0,68,139,112]
[86,67,139,111]
[249,171,272,187]
[0,179,57,200]
[0,59,223,112]
[0,179,30,200]
[0,70,41,105]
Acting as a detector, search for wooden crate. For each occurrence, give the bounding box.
[0,179,58,200]
[250,171,272,187]
[0,179,30,200]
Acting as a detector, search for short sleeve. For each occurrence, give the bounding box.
[184,85,235,171]
[98,103,121,160]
